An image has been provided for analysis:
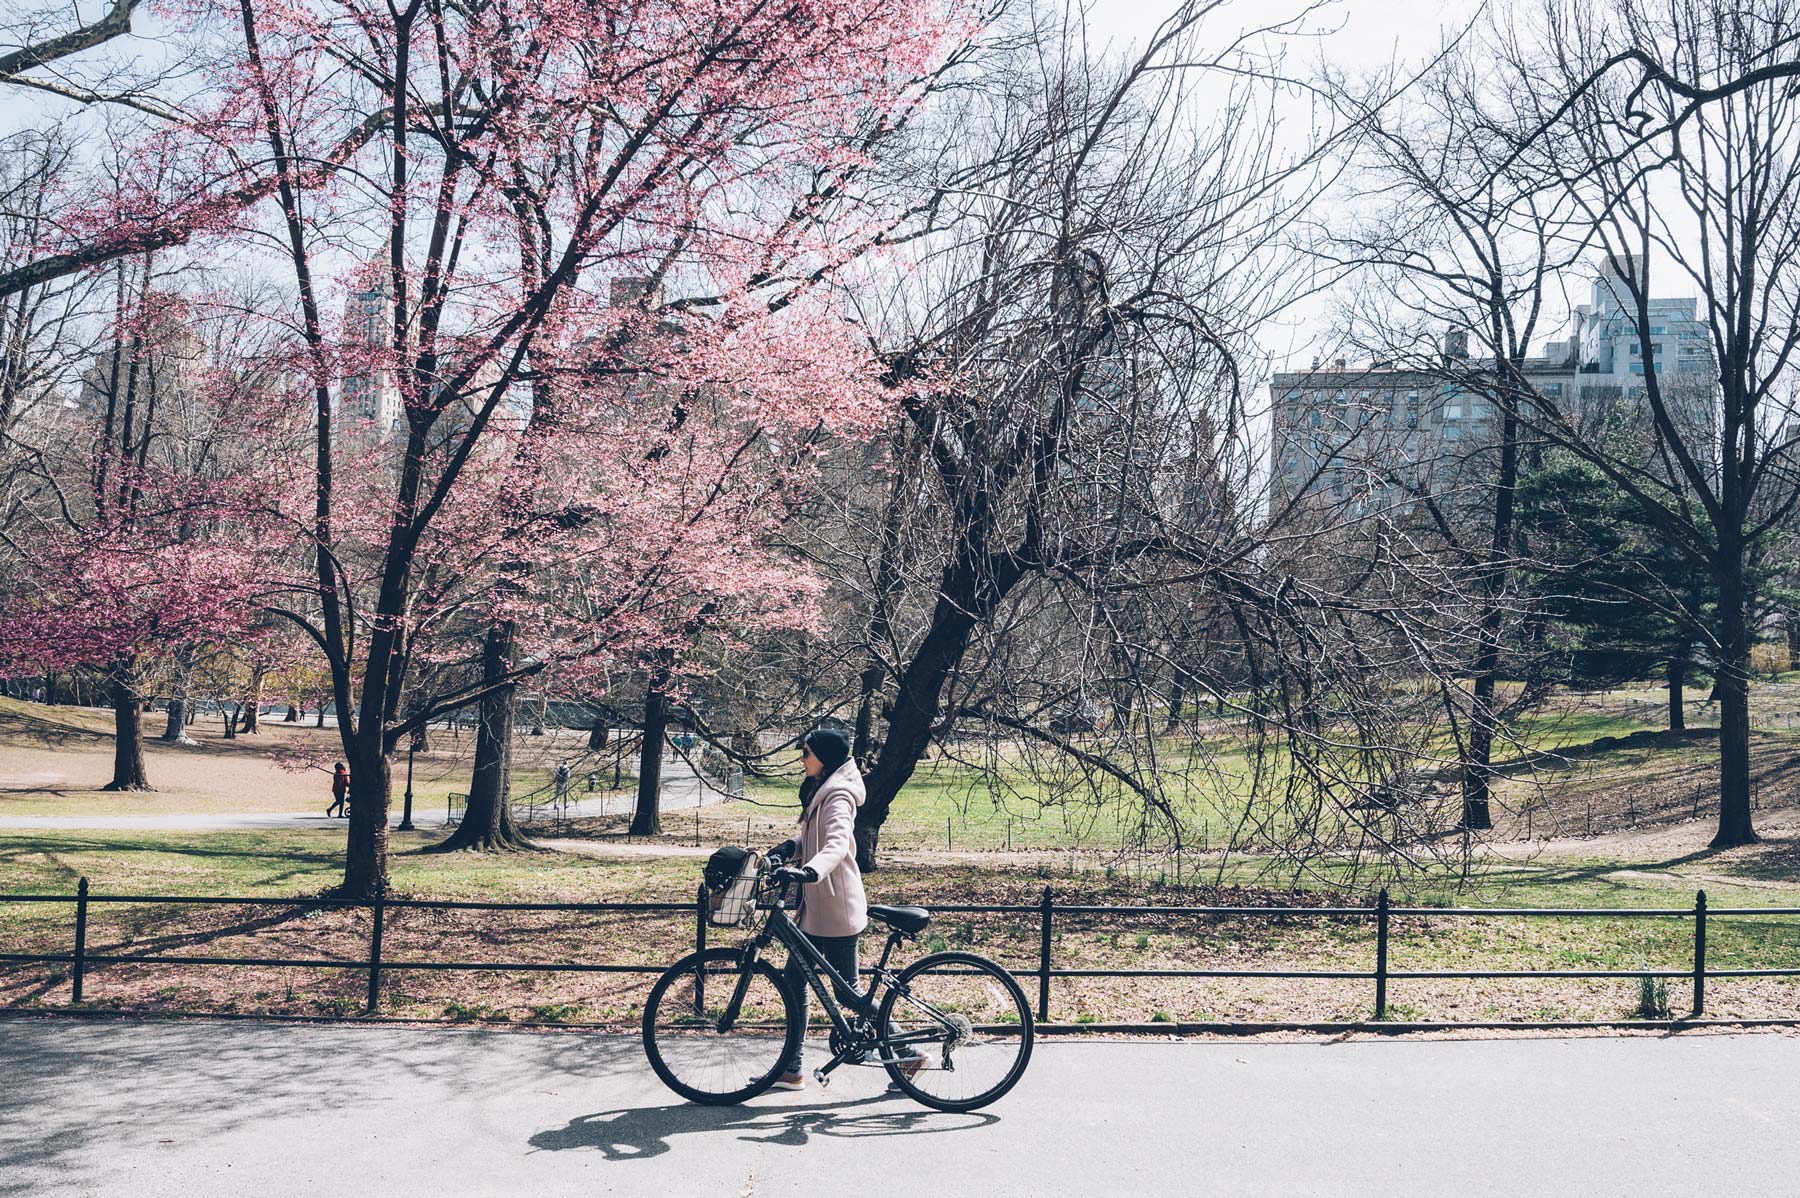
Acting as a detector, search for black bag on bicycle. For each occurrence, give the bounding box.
[703,845,761,927]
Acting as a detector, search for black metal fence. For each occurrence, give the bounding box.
[4,880,1799,1024]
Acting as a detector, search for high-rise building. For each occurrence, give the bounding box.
[337,271,402,446]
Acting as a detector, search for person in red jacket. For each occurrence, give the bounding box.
[327,763,350,818]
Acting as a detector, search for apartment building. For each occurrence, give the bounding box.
[1268,259,1714,517]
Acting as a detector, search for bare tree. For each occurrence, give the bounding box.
[1337,0,1800,849]
[806,2,1465,877]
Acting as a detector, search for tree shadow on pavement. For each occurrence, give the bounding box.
[529,1091,997,1161]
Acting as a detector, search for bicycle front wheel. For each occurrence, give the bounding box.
[877,950,1034,1112]
[642,947,800,1105]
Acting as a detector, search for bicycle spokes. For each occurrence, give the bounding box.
[880,954,1032,1110]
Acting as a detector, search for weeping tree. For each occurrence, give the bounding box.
[816,1,1465,877]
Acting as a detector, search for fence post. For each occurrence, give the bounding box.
[71,876,89,1004]
[1692,889,1707,1018]
[365,879,386,1015]
[1374,888,1389,1021]
[1037,886,1053,1023]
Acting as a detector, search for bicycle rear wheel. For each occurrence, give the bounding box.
[877,950,1034,1112]
[642,947,800,1105]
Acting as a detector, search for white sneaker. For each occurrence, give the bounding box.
[770,1071,806,1091]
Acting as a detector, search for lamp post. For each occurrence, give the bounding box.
[398,731,419,831]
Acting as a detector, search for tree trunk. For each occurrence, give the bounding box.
[1163,673,1185,735]
[1461,672,1496,831]
[1668,652,1686,733]
[852,659,884,766]
[855,542,1027,871]
[286,704,299,722]
[316,703,327,727]
[1460,374,1523,832]
[341,743,391,898]
[1711,578,1758,848]
[632,687,667,836]
[223,702,239,739]
[161,697,188,741]
[160,648,196,743]
[101,661,152,791]
[432,621,533,852]
[42,671,57,706]
[241,671,264,733]
[588,715,608,752]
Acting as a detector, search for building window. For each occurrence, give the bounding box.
[1471,403,1490,418]
[1444,405,1462,420]
[1443,426,1462,441]
[1310,411,1323,428]
[1405,412,1418,429]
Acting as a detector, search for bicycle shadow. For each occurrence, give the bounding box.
[528,1090,998,1161]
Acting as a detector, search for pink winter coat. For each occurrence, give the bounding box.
[795,759,869,938]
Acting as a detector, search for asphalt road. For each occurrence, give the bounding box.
[4,1020,1797,1197]
[0,756,723,831]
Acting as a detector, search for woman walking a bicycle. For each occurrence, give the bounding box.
[768,728,919,1089]
[641,726,1034,1112]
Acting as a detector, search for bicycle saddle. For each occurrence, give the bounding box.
[867,904,931,934]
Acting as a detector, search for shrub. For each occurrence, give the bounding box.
[1636,974,1671,1020]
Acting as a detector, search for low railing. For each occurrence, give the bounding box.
[3,881,1797,1023]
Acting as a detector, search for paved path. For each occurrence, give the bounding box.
[0,756,730,832]
[3,1021,1797,1197]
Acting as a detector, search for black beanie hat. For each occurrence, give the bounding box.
[803,727,851,777]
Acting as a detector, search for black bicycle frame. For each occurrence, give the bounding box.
[707,882,953,1082]
[749,906,883,1040]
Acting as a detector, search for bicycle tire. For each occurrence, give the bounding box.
[642,947,801,1105]
[877,950,1034,1112]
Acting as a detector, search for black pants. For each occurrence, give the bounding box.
[784,932,861,1074]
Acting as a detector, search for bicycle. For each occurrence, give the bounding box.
[642,848,1034,1112]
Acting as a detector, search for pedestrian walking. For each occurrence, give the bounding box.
[327,762,350,818]
[768,727,921,1090]
[554,763,571,816]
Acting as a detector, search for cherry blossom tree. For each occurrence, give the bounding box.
[0,277,306,787]
[159,0,971,894]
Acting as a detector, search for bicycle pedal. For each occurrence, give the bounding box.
[812,1068,831,1089]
